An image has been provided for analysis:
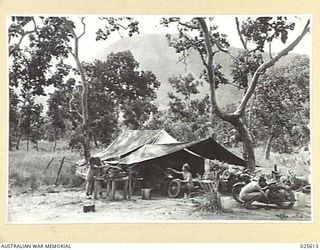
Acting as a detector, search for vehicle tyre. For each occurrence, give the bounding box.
[168,179,182,198]
[276,188,295,209]
[302,185,311,194]
[232,184,245,204]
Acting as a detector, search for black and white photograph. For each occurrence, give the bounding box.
[7,14,311,223]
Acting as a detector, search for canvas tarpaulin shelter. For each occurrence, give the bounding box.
[77,129,250,171]
[110,137,248,168]
[95,129,179,161]
[76,129,251,189]
[187,138,248,167]
[113,141,204,175]
[99,132,250,190]
[76,129,179,166]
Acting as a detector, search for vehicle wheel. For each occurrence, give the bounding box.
[291,183,303,191]
[232,185,244,204]
[168,179,182,198]
[276,188,295,209]
[302,185,311,194]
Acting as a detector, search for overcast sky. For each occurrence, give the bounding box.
[73,14,311,61]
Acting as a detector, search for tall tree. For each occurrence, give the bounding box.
[161,16,310,171]
[19,101,43,150]
[83,51,160,143]
[9,89,19,150]
[9,16,140,160]
[61,17,92,161]
[9,17,72,149]
[46,77,76,151]
[62,17,140,161]
[250,55,310,158]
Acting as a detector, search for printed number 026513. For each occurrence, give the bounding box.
[300,244,319,249]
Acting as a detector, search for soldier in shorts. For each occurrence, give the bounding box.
[85,157,101,199]
[168,163,194,195]
[239,176,268,209]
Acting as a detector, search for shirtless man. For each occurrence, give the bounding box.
[168,163,194,194]
[85,157,101,199]
[239,176,268,209]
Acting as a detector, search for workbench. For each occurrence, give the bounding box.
[93,175,130,201]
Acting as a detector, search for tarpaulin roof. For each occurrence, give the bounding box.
[116,141,198,165]
[95,129,179,161]
[187,138,248,167]
[110,137,248,167]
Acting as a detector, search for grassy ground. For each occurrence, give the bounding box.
[229,146,310,177]
[8,140,83,193]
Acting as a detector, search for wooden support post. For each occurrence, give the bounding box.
[54,156,65,186]
[128,168,132,200]
[111,180,116,200]
[45,158,55,170]
[123,179,128,200]
[93,177,102,200]
[106,179,111,199]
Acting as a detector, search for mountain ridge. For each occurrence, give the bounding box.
[90,33,305,109]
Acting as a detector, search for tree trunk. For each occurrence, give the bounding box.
[53,131,57,152]
[15,109,24,150]
[198,18,256,171]
[9,137,13,151]
[264,133,274,160]
[235,118,256,172]
[53,139,57,151]
[63,17,91,162]
[93,135,99,147]
[15,134,22,150]
[79,66,90,162]
[196,18,309,173]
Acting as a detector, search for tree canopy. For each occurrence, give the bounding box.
[250,55,310,156]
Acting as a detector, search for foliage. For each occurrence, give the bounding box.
[17,99,44,149]
[191,160,230,213]
[68,130,85,153]
[9,16,142,155]
[231,51,263,88]
[231,17,296,89]
[9,89,20,149]
[121,99,158,129]
[211,106,240,147]
[46,82,74,144]
[82,51,160,143]
[240,17,295,51]
[164,74,211,141]
[250,55,310,153]
[9,17,71,91]
[161,17,230,89]
[9,17,74,149]
[144,101,237,144]
[96,17,139,40]
[192,188,222,213]
[161,16,309,171]
[8,16,140,150]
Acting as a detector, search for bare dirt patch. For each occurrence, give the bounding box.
[7,187,312,223]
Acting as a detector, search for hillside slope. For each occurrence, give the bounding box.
[90,33,304,109]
